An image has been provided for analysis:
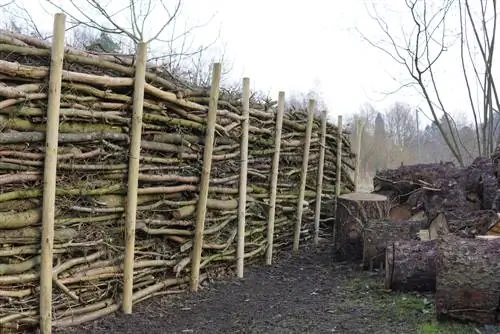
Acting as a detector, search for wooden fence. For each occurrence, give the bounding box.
[0,13,357,333]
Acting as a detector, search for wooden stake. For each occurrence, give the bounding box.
[122,42,148,314]
[336,115,343,196]
[313,109,327,245]
[39,13,66,334]
[237,77,250,278]
[265,91,285,265]
[354,118,362,192]
[333,115,343,241]
[190,63,222,292]
[293,99,315,253]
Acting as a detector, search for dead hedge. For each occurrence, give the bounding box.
[0,30,355,331]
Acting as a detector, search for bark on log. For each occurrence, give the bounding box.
[385,240,437,292]
[334,193,390,261]
[435,235,500,324]
[363,219,429,269]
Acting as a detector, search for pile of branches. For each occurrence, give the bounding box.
[0,31,355,331]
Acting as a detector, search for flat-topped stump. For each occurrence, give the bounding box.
[334,192,390,261]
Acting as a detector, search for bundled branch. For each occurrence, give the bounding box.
[0,31,355,332]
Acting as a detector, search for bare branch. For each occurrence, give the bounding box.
[0,0,14,8]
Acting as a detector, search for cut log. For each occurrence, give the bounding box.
[385,240,437,292]
[435,235,500,324]
[487,219,500,236]
[441,210,498,238]
[388,204,412,221]
[418,230,430,241]
[428,212,450,240]
[476,235,500,240]
[422,179,479,220]
[334,192,390,261]
[363,219,429,269]
[408,210,427,222]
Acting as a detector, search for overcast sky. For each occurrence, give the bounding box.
[4,0,496,126]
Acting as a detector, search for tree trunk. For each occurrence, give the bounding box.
[436,235,500,324]
[363,219,429,269]
[385,240,437,292]
[334,193,390,261]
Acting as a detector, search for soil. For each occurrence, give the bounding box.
[56,240,498,334]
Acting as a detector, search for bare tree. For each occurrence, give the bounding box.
[347,104,381,179]
[1,0,229,87]
[385,102,417,149]
[43,0,182,44]
[359,0,498,166]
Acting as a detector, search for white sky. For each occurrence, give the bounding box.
[4,0,496,126]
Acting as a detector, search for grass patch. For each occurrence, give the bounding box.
[342,270,483,333]
[418,321,478,334]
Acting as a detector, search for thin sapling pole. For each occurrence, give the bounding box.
[293,99,315,253]
[39,13,66,334]
[313,109,327,244]
[354,118,362,192]
[334,115,343,241]
[122,42,148,314]
[236,77,250,278]
[190,63,222,292]
[266,91,285,265]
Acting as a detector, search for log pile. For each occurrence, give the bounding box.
[0,31,355,331]
[368,157,500,325]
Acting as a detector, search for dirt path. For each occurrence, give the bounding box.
[60,241,493,334]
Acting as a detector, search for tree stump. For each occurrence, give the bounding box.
[385,240,437,292]
[363,219,429,269]
[334,192,390,261]
[436,235,500,324]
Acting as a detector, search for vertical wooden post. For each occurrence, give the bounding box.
[122,41,148,314]
[354,118,362,192]
[39,13,66,334]
[265,91,285,265]
[237,77,250,278]
[293,99,315,253]
[336,115,343,196]
[313,110,327,245]
[190,63,222,292]
[333,115,343,240]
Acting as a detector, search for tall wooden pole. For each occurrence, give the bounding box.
[122,42,148,314]
[354,118,362,192]
[237,77,250,278]
[190,63,222,292]
[313,110,327,244]
[333,115,343,241]
[336,115,343,196]
[265,91,285,265]
[293,99,315,253]
[39,13,66,334]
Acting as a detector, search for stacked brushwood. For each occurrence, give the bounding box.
[369,157,500,325]
[0,31,355,331]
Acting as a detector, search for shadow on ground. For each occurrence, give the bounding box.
[59,240,495,334]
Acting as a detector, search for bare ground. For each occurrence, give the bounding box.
[55,240,498,334]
